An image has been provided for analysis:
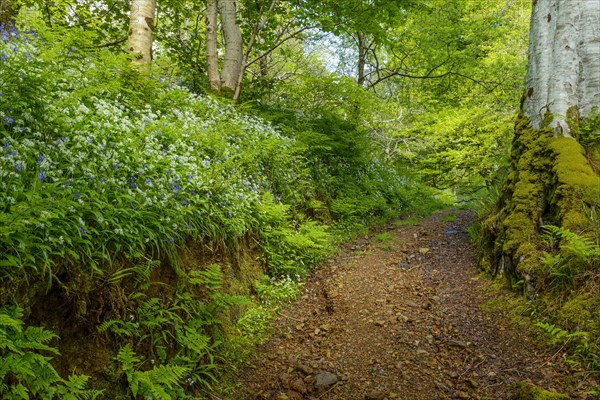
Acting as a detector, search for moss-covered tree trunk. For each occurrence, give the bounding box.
[483,0,600,291]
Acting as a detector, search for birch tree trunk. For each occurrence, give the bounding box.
[523,0,600,136]
[482,0,600,290]
[206,0,221,94]
[127,0,157,65]
[219,0,243,96]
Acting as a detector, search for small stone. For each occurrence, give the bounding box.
[419,247,430,254]
[448,339,467,348]
[285,391,304,400]
[416,349,429,356]
[314,371,338,390]
[467,379,479,388]
[290,378,307,394]
[448,371,459,379]
[456,390,470,399]
[365,390,386,400]
[280,372,291,388]
[276,393,289,400]
[374,320,386,327]
[296,363,314,375]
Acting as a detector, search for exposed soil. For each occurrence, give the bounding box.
[234,210,598,400]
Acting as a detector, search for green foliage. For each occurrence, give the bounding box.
[541,225,600,290]
[373,232,393,243]
[535,321,599,372]
[0,305,102,399]
[116,345,188,400]
[99,264,248,395]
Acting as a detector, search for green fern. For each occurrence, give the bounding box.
[117,345,188,400]
[541,225,600,288]
[0,305,102,399]
[189,264,223,291]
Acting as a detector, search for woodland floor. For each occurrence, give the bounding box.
[233,210,598,400]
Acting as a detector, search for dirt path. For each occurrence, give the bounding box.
[234,210,595,400]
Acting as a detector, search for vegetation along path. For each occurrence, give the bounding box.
[235,210,595,400]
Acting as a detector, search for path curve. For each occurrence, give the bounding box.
[235,210,591,400]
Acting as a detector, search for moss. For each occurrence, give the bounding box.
[557,293,600,334]
[566,106,580,136]
[511,382,570,400]
[549,136,600,234]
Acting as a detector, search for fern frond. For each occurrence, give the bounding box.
[189,264,223,291]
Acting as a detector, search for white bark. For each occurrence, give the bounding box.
[127,0,157,65]
[523,0,600,136]
[206,0,221,93]
[219,0,243,94]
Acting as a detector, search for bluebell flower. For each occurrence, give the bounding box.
[78,227,87,234]
[15,164,21,172]
[38,155,44,164]
[4,116,13,124]
[51,196,55,201]
[38,170,46,181]
[3,141,8,151]
[1,50,7,61]
[74,192,80,199]
[100,178,107,184]
[145,177,151,184]
[168,237,174,243]
[182,199,189,206]
[113,163,119,170]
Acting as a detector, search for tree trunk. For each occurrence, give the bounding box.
[0,0,19,25]
[127,0,157,65]
[206,0,221,94]
[482,0,600,290]
[219,0,243,96]
[523,0,600,136]
[357,32,367,86]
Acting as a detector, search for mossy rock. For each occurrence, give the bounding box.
[511,382,570,400]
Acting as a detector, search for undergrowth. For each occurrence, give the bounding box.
[0,23,439,397]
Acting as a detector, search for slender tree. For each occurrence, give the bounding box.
[127,0,157,65]
[205,0,243,96]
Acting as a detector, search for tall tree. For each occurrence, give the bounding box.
[523,0,600,136]
[0,0,18,24]
[205,0,243,96]
[483,0,600,288]
[128,0,157,65]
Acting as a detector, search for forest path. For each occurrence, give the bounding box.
[234,210,585,400]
